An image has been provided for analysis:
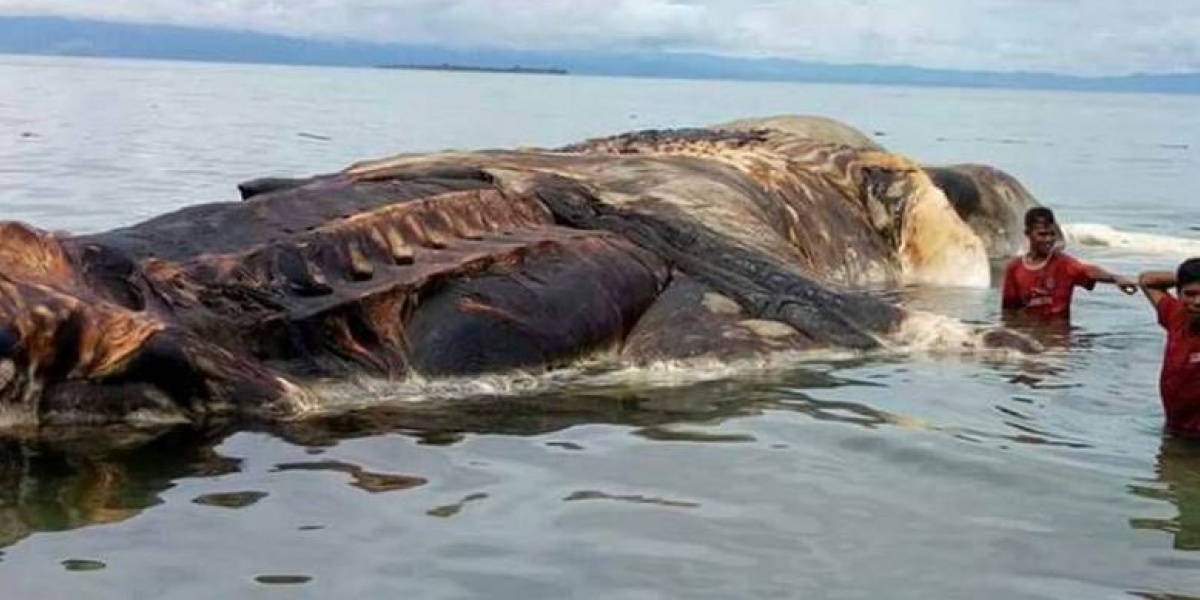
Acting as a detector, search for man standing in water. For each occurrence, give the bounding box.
[1001,207,1138,319]
[1139,258,1200,436]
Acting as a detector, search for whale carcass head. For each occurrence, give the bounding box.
[0,222,309,427]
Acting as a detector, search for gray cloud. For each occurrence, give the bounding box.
[1,0,1198,75]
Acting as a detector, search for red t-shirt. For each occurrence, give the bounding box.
[1001,253,1097,319]
[1155,296,1200,435]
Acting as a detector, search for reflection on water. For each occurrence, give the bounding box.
[632,427,756,443]
[1131,437,1200,551]
[0,365,911,554]
[253,574,313,586]
[61,558,106,572]
[192,491,269,509]
[427,493,489,518]
[1131,593,1200,600]
[563,490,700,509]
[1,372,837,552]
[1,359,1172,558]
[0,426,239,550]
[271,460,427,493]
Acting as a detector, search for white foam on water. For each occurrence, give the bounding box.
[900,250,991,289]
[0,403,36,430]
[296,311,1045,416]
[885,310,1043,360]
[300,347,871,414]
[1062,223,1200,257]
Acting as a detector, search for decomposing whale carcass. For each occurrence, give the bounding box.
[0,115,1039,428]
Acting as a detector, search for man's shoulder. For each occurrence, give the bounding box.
[1157,293,1183,313]
[1051,252,1092,273]
[1051,251,1082,264]
[1156,294,1185,329]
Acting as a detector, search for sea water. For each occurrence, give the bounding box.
[0,54,1198,599]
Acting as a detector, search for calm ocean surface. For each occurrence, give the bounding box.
[1,54,1199,599]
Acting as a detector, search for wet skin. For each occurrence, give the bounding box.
[0,122,1042,428]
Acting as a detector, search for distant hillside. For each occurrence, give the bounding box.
[2,16,1198,94]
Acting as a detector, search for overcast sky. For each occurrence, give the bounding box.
[2,0,1198,76]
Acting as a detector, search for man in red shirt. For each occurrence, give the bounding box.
[1001,207,1137,319]
[1139,258,1200,436]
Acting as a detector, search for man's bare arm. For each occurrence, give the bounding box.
[1138,270,1176,306]
[1087,264,1139,294]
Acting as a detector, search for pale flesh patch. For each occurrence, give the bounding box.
[897,172,990,288]
[738,319,799,338]
[702,292,742,315]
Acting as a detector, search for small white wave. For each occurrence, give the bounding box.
[300,348,871,414]
[304,369,573,410]
[1062,223,1200,257]
[886,310,1043,358]
[295,313,1044,415]
[0,403,36,430]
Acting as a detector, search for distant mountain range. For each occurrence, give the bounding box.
[2,16,1199,94]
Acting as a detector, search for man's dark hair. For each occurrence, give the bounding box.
[1177,257,1200,288]
[1024,207,1057,230]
